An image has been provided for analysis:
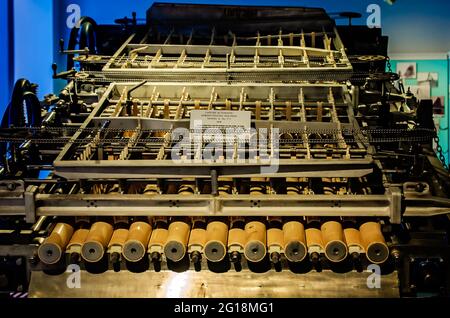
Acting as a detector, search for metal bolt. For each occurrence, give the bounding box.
[230,251,241,264]
[150,251,161,263]
[191,251,201,264]
[270,252,280,264]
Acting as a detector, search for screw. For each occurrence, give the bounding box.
[270,252,280,264]
[110,252,120,264]
[191,251,201,264]
[230,251,241,264]
[150,251,161,263]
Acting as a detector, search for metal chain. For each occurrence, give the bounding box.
[386,56,392,73]
[433,125,449,170]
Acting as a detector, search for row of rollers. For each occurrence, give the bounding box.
[38,218,389,266]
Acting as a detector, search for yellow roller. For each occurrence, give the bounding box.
[81,222,113,263]
[283,221,307,263]
[321,221,348,263]
[244,221,267,262]
[204,220,228,262]
[148,221,169,262]
[360,222,389,264]
[164,220,191,262]
[123,221,152,262]
[38,223,74,265]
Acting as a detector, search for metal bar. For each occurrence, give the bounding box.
[35,193,390,217]
[54,156,373,177]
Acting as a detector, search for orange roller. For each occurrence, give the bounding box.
[343,228,364,255]
[108,229,129,248]
[148,228,169,256]
[123,222,152,262]
[81,222,113,263]
[283,221,307,263]
[164,221,190,262]
[267,227,284,261]
[244,221,267,262]
[360,222,389,264]
[204,221,228,262]
[67,228,89,250]
[305,228,324,250]
[143,184,159,195]
[38,223,74,265]
[188,228,207,250]
[321,221,348,263]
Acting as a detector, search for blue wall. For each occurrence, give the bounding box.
[0,0,11,117]
[13,0,54,100]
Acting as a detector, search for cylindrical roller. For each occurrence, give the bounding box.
[283,221,307,263]
[188,228,207,249]
[280,133,293,140]
[204,221,228,262]
[305,228,324,250]
[108,229,129,248]
[188,224,206,263]
[228,228,246,250]
[244,221,267,262]
[321,221,348,263]
[38,223,74,265]
[360,222,389,264]
[143,184,159,195]
[149,228,168,248]
[218,178,233,196]
[81,222,113,263]
[123,222,152,262]
[218,185,232,196]
[267,227,283,263]
[305,228,324,263]
[67,228,89,249]
[108,228,129,263]
[286,177,301,195]
[249,178,265,195]
[343,228,364,251]
[164,221,190,262]
[228,223,246,263]
[67,228,89,263]
[178,184,195,195]
[148,227,169,259]
[250,185,265,195]
[267,228,284,250]
[188,217,206,247]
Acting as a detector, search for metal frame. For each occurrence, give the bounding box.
[102,26,352,82]
[2,190,450,222]
[54,82,371,179]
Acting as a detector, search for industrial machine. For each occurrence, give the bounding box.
[1,3,449,298]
